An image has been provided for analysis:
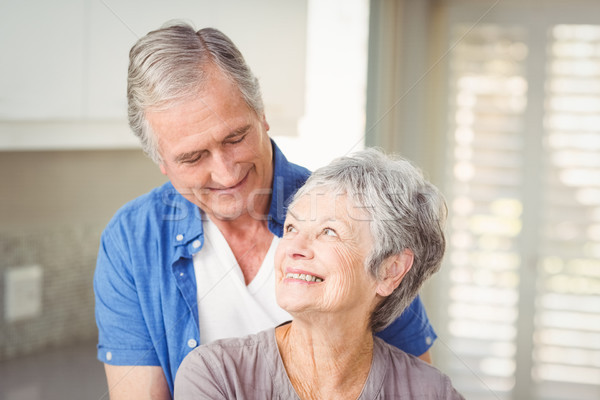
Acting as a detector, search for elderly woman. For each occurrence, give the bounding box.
[174,149,463,399]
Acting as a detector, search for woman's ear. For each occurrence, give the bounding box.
[376,249,414,297]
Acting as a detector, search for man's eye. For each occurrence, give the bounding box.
[284,224,297,234]
[227,134,246,145]
[179,151,206,164]
[183,155,202,164]
[322,228,337,237]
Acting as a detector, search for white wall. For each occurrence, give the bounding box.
[0,0,307,149]
[277,0,369,170]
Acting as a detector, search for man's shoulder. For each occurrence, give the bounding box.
[271,140,311,183]
[284,159,311,179]
[104,181,181,232]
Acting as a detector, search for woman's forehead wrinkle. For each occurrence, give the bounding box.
[294,194,365,237]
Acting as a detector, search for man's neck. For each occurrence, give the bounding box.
[209,213,274,285]
[210,211,268,237]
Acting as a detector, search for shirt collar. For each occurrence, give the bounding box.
[267,140,308,237]
[162,182,205,251]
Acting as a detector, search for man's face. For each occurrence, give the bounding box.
[146,67,273,220]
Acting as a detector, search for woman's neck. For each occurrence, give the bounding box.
[275,319,374,400]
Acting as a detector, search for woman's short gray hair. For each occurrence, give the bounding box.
[291,148,447,332]
[127,21,264,163]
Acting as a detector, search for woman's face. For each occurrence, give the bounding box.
[275,189,380,321]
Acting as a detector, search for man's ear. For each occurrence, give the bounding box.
[159,164,167,175]
[376,249,414,297]
[262,113,270,132]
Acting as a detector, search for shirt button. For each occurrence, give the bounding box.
[176,234,184,241]
[425,336,432,345]
[187,339,197,348]
[192,240,201,249]
[106,351,113,361]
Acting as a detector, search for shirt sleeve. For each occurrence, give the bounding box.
[375,294,437,356]
[94,224,160,366]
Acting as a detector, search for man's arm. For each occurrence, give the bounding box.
[376,295,438,359]
[95,221,172,395]
[105,365,171,400]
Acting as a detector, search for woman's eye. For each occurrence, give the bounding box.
[323,228,337,237]
[285,224,297,234]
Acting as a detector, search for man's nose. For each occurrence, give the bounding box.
[210,151,239,188]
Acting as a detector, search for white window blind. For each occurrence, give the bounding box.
[443,24,527,400]
[534,24,600,400]
[439,13,600,400]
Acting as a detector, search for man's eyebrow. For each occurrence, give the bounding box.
[173,125,251,163]
[223,124,251,140]
[174,150,204,163]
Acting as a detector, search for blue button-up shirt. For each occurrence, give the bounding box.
[94,141,436,394]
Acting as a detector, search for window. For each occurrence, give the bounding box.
[441,23,526,400]
[437,5,600,400]
[534,24,600,399]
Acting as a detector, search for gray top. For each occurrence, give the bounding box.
[175,326,464,399]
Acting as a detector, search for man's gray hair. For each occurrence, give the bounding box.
[127,22,264,163]
[291,148,447,332]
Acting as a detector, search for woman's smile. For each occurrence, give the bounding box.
[283,268,325,283]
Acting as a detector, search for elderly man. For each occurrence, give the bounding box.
[94,22,437,399]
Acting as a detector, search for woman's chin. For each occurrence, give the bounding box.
[277,295,314,315]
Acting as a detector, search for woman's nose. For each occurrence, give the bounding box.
[286,233,314,260]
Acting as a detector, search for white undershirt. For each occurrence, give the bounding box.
[193,216,291,344]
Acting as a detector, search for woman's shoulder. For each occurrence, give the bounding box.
[189,328,274,366]
[175,329,281,399]
[371,336,465,399]
[374,335,436,372]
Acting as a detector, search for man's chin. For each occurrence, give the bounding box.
[199,193,270,222]
[206,203,247,221]
[211,212,243,221]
